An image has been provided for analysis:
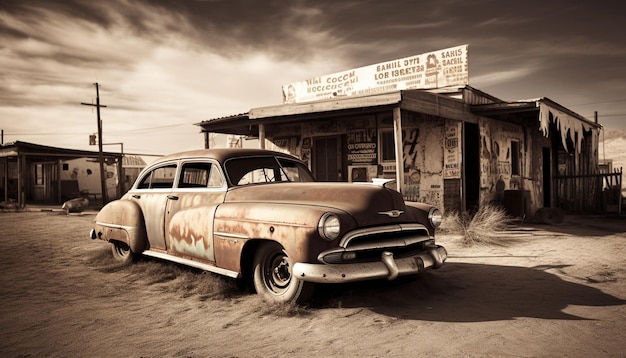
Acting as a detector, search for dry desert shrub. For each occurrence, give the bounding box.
[441,204,512,246]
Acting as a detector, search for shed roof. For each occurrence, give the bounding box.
[471,97,601,153]
[196,87,601,154]
[0,141,122,160]
[196,88,467,135]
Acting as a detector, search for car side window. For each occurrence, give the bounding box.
[178,162,224,188]
[136,164,177,189]
[179,163,210,188]
[207,165,224,187]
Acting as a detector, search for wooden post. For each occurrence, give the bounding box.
[81,83,108,206]
[259,124,266,149]
[393,107,404,194]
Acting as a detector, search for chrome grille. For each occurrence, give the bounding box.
[319,224,433,264]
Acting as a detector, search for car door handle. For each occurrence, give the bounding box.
[132,194,141,199]
[167,195,179,200]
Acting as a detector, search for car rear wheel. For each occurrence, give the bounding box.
[111,241,134,265]
[253,242,314,304]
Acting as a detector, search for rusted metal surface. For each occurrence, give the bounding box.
[89,148,445,298]
[225,182,413,228]
[165,191,224,262]
[93,199,146,252]
[129,192,168,250]
[214,202,341,268]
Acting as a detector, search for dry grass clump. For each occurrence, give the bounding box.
[440,204,513,246]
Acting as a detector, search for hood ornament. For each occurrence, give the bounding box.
[378,210,404,218]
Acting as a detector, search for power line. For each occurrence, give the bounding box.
[1,132,88,136]
[4,122,192,136]
[583,113,626,119]
[567,98,626,107]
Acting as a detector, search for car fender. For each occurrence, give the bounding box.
[214,202,354,272]
[404,201,437,236]
[93,199,148,253]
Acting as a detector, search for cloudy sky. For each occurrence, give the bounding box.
[1,0,625,157]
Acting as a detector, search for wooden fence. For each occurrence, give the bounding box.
[555,168,623,213]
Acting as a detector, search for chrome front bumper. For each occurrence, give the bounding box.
[292,245,447,284]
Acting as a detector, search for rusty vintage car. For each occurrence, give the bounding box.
[90,148,447,303]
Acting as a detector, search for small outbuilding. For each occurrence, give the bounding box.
[0,141,138,209]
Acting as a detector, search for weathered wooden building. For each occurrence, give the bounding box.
[196,45,622,218]
[0,141,131,208]
[196,85,614,218]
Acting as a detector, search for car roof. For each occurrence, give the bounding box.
[156,148,300,164]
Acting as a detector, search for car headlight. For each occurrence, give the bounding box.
[428,207,442,228]
[318,213,341,241]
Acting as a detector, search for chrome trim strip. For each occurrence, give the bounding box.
[95,221,136,232]
[319,237,435,261]
[141,250,240,278]
[339,223,429,247]
[214,231,249,240]
[294,246,447,284]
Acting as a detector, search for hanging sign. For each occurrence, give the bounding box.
[282,44,468,104]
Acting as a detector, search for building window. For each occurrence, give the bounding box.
[511,141,520,176]
[380,131,396,162]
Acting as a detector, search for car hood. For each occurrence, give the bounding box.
[224,182,416,226]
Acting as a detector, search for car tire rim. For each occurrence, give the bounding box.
[115,243,130,257]
[266,252,291,293]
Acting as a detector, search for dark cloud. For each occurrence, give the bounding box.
[1,0,625,154]
[5,0,623,64]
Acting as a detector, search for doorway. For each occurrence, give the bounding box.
[542,147,551,207]
[463,122,480,212]
[313,136,345,181]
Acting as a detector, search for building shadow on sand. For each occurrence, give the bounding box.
[310,262,626,322]
[520,214,626,237]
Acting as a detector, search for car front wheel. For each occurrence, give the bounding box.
[253,242,314,304]
[111,241,134,265]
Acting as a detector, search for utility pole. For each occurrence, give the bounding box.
[81,83,108,206]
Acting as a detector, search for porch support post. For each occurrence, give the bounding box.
[57,159,62,203]
[259,123,266,149]
[204,132,210,149]
[117,154,124,198]
[18,154,24,208]
[393,107,404,194]
[3,158,7,204]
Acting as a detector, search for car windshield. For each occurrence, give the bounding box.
[225,156,315,186]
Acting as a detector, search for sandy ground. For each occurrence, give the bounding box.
[1,211,625,357]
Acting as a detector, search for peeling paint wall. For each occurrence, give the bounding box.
[478,118,525,206]
[400,116,445,208]
[265,113,449,209]
[261,107,603,215]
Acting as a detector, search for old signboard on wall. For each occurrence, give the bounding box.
[282,44,469,104]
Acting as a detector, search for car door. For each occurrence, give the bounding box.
[130,162,178,251]
[164,160,226,262]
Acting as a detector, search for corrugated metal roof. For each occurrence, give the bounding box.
[0,141,122,159]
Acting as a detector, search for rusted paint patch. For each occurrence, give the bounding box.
[167,207,214,261]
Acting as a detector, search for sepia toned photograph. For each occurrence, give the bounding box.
[1,1,625,357]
